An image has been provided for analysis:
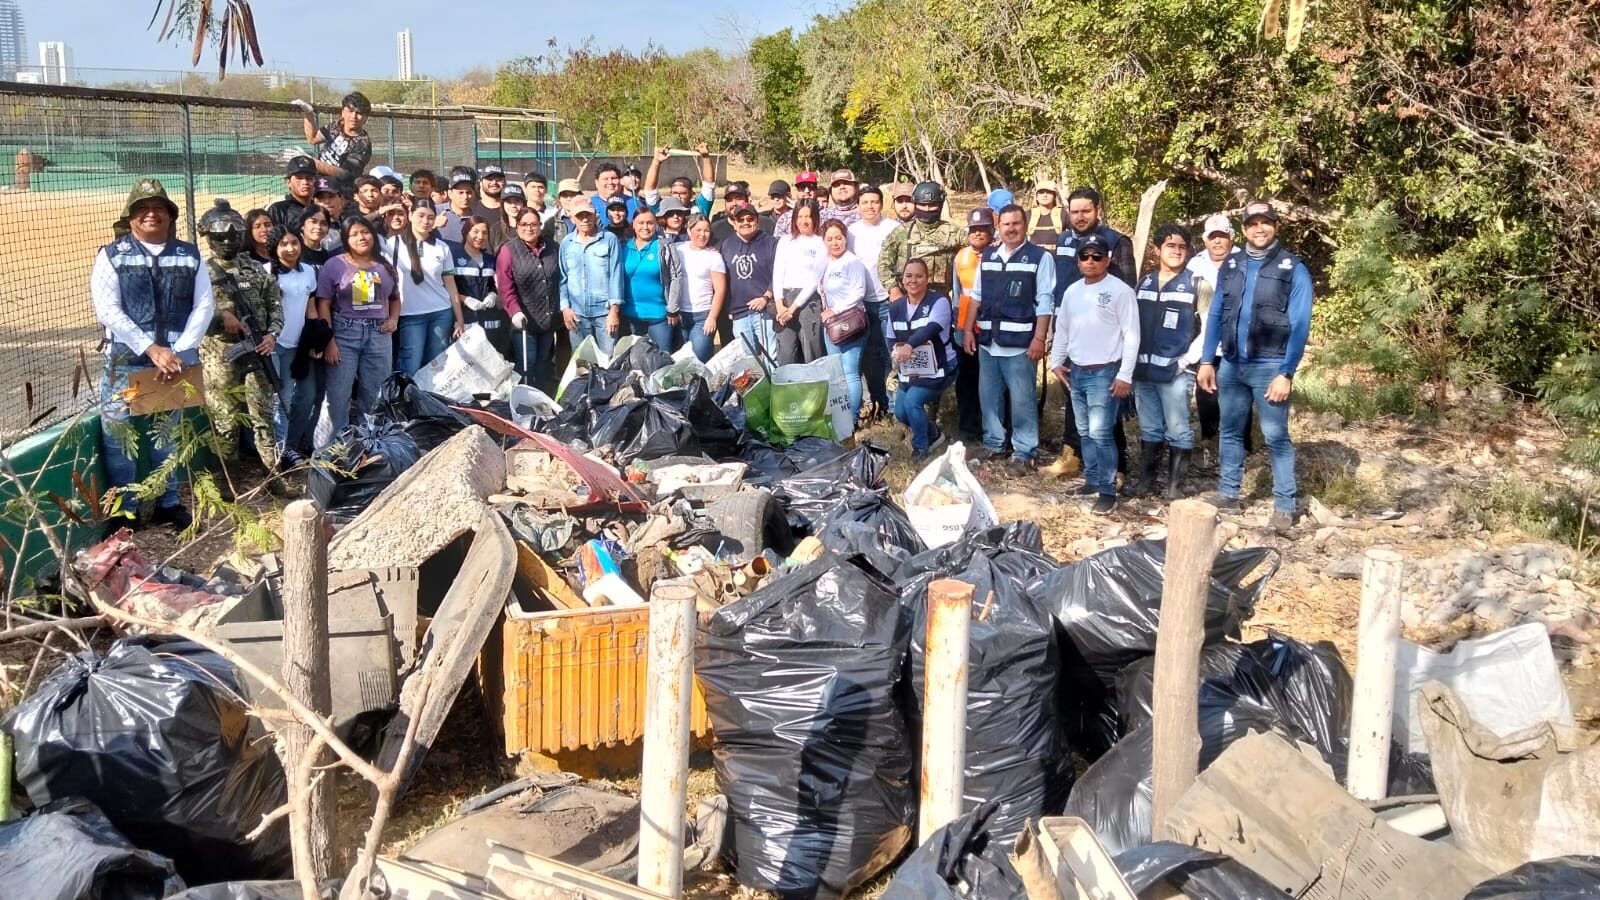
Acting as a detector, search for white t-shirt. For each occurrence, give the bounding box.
[677,244,726,314]
[773,234,827,308]
[1049,274,1140,382]
[820,251,870,313]
[847,217,901,302]
[274,262,318,348]
[382,234,455,316]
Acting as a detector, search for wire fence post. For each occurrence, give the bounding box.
[436,119,445,172]
[180,102,197,243]
[386,116,395,167]
[471,121,480,169]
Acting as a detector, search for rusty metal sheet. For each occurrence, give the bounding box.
[450,405,648,512]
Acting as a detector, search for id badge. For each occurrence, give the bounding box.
[1007,280,1023,299]
[1162,309,1180,329]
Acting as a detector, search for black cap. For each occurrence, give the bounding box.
[449,172,475,189]
[724,180,751,200]
[624,166,644,178]
[501,182,526,200]
[1242,199,1279,224]
[1077,233,1112,255]
[313,176,339,196]
[767,180,791,197]
[606,197,629,210]
[966,207,994,229]
[286,155,317,177]
[481,165,506,179]
[730,204,758,220]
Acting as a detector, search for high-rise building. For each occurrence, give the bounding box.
[0,1,26,81]
[38,41,70,85]
[396,29,413,81]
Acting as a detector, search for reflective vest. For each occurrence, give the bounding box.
[890,293,953,383]
[1027,207,1063,247]
[102,234,201,354]
[1134,268,1200,383]
[1218,242,1301,360]
[953,245,982,329]
[449,242,496,300]
[976,242,1047,349]
[1052,225,1125,299]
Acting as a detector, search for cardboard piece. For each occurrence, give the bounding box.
[125,366,206,415]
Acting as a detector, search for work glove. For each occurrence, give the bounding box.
[462,295,488,312]
[512,312,527,330]
[481,291,500,310]
[290,99,315,115]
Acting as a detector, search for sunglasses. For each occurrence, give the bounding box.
[1078,252,1108,262]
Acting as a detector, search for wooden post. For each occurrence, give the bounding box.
[1348,547,1405,802]
[280,500,335,889]
[638,579,697,897]
[920,578,974,844]
[1149,499,1218,841]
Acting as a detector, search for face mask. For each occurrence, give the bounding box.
[207,231,244,259]
[914,207,940,224]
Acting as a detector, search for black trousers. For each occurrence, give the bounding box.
[956,344,982,440]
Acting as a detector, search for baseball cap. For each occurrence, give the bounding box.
[795,170,819,186]
[724,180,751,199]
[481,165,506,179]
[1077,233,1112,255]
[830,168,857,185]
[368,164,398,181]
[987,188,1015,211]
[556,178,583,196]
[606,197,629,211]
[858,183,883,199]
[966,207,995,229]
[286,155,317,177]
[571,205,597,219]
[767,180,792,197]
[730,205,759,220]
[313,177,339,196]
[1242,200,1279,224]
[448,172,476,189]
[623,166,643,178]
[501,182,526,201]
[888,183,914,200]
[1035,180,1060,195]
[1202,213,1234,237]
[658,197,690,216]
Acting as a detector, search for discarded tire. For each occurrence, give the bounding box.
[703,487,794,562]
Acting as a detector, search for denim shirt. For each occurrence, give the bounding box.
[558,230,624,317]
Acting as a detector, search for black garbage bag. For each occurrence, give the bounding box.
[373,373,475,452]
[697,551,915,898]
[772,440,892,534]
[900,524,1068,856]
[879,802,1027,900]
[6,635,291,885]
[0,797,186,900]
[307,421,423,523]
[167,884,309,900]
[561,365,634,406]
[740,436,847,486]
[1026,540,1279,758]
[1464,856,1600,899]
[670,376,743,459]
[713,382,749,439]
[814,488,926,580]
[535,397,594,446]
[590,398,697,464]
[1115,842,1284,899]
[605,336,675,375]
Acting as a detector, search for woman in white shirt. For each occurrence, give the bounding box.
[674,214,727,362]
[772,200,827,365]
[383,198,464,376]
[269,225,322,465]
[819,218,871,421]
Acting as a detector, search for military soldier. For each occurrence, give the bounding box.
[197,198,284,470]
[879,182,966,301]
[93,178,215,533]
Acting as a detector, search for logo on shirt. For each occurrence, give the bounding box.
[1097,291,1113,307]
[1279,258,1295,270]
[731,252,756,280]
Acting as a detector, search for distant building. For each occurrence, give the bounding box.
[396,29,413,81]
[38,40,69,85]
[0,1,25,81]
[13,69,37,83]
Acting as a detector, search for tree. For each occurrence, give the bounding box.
[148,0,263,76]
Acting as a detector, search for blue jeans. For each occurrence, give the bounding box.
[861,299,893,412]
[680,310,715,362]
[895,374,951,454]
[823,331,866,422]
[569,312,616,355]
[514,328,557,394]
[98,347,201,513]
[979,347,1038,461]
[733,313,776,361]
[323,315,393,448]
[394,307,454,376]
[629,317,677,353]
[273,343,325,457]
[1218,357,1296,512]
[1133,371,1195,450]
[1070,364,1122,497]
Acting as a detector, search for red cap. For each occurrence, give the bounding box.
[795,170,819,186]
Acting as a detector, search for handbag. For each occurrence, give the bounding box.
[824,303,868,345]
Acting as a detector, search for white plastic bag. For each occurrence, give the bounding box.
[903,442,998,548]
[703,339,763,391]
[509,384,562,429]
[1394,622,1575,754]
[772,355,854,440]
[414,324,517,402]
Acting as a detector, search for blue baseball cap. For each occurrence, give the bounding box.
[987,188,1015,211]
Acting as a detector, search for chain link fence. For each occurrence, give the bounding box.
[0,83,553,440]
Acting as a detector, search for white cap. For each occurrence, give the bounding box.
[368,165,399,181]
[1202,213,1234,237]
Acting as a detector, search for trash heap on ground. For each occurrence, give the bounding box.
[3,331,1597,899]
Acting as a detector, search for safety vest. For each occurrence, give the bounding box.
[1134,268,1200,383]
[1052,225,1125,298]
[953,245,982,328]
[1218,242,1302,360]
[1027,207,1063,247]
[102,234,201,355]
[976,242,1047,349]
[449,243,497,300]
[891,293,953,383]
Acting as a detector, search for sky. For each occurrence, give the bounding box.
[20,0,822,80]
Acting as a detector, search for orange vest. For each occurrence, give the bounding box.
[954,245,982,326]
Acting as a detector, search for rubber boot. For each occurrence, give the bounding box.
[1166,448,1192,500]
[1131,441,1163,497]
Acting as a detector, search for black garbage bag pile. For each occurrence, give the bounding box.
[1464,856,1600,899]
[374,373,476,452]
[697,550,915,898]
[5,635,291,885]
[307,420,423,523]
[770,441,892,535]
[814,489,927,581]
[899,524,1068,854]
[0,797,186,900]
[1026,540,1279,757]
[609,335,675,375]
[539,373,743,467]
[1115,842,1286,899]
[879,802,1026,900]
[740,435,848,486]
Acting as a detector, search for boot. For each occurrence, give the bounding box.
[1166,447,1192,500]
[1131,441,1163,497]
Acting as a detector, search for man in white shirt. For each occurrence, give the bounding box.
[849,184,903,418]
[964,204,1056,476]
[91,178,215,532]
[1049,232,1139,513]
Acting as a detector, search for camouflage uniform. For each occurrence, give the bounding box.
[878,219,966,297]
[201,254,283,465]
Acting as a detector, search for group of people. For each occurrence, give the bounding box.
[90,90,1312,534]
